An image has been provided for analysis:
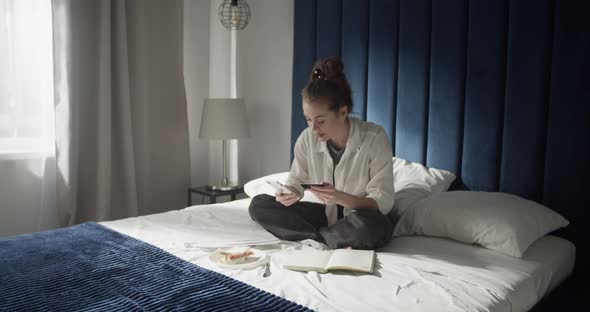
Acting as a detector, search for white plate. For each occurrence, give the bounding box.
[209,248,268,270]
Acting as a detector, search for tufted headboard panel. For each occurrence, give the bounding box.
[291,0,589,279]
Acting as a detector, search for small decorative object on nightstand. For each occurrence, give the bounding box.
[187,185,244,206]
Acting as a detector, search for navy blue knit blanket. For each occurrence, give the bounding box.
[0,222,311,312]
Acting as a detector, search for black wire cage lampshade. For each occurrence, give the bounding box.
[218,0,251,30]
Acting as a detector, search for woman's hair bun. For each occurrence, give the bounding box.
[303,56,353,113]
[311,56,345,81]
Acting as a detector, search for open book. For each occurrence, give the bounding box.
[282,249,375,274]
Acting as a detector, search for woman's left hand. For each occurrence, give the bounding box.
[308,182,341,205]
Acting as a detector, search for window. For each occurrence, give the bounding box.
[0,0,54,157]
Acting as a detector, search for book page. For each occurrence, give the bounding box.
[326,249,375,273]
[282,250,332,273]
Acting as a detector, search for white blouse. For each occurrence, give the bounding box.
[286,117,395,225]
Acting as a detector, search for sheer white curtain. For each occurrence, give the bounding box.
[0,0,190,235]
[0,0,58,235]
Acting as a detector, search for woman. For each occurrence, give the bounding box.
[249,57,394,250]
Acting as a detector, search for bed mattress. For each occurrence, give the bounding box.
[102,198,575,312]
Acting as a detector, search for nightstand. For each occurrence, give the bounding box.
[187,186,245,206]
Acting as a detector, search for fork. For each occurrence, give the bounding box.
[263,260,272,278]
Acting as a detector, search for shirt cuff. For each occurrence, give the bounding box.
[367,192,394,215]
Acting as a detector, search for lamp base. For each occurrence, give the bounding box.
[206,184,241,191]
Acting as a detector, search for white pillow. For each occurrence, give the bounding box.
[391,157,456,217]
[393,157,456,193]
[243,172,322,203]
[394,191,570,258]
[244,172,289,197]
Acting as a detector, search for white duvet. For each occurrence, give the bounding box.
[101,198,575,312]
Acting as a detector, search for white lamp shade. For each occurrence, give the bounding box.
[199,98,250,139]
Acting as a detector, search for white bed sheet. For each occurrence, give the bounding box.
[101,198,575,312]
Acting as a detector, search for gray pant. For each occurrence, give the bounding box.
[248,194,393,250]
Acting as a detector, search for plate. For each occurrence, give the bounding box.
[209,248,268,270]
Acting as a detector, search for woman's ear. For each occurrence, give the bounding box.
[338,105,348,118]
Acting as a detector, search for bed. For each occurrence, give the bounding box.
[0,186,576,311]
[1,162,577,311]
[99,198,575,312]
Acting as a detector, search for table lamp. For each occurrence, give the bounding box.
[199,98,250,191]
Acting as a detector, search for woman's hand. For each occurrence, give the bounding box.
[309,183,379,211]
[308,182,341,205]
[275,190,301,206]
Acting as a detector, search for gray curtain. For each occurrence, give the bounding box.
[52,0,190,225]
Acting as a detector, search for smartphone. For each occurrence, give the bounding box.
[301,183,324,189]
[266,180,294,195]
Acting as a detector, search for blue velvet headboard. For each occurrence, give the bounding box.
[291,0,589,277]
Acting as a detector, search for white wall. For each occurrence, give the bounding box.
[0,158,41,236]
[183,0,212,188]
[184,0,294,187]
[0,156,58,236]
[237,0,294,181]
